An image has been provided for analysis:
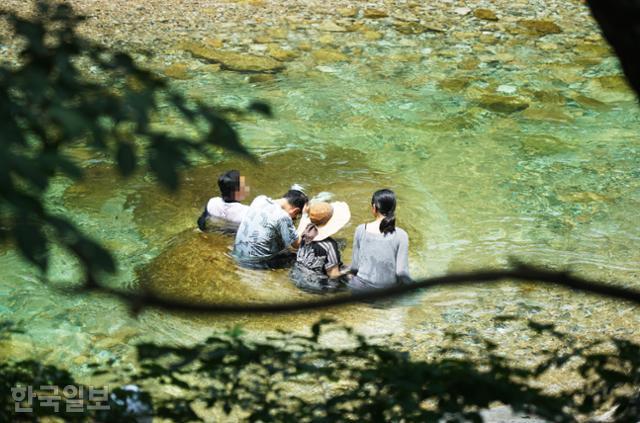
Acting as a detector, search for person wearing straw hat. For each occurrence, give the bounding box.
[290,201,351,293]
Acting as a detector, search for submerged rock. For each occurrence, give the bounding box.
[181,42,284,73]
[203,38,224,49]
[317,34,335,45]
[138,229,289,305]
[394,21,446,34]
[473,8,498,21]
[518,19,563,36]
[476,95,529,114]
[317,21,349,32]
[198,63,222,73]
[247,74,277,83]
[363,30,383,41]
[569,93,612,112]
[363,8,388,19]
[312,48,349,63]
[520,135,572,156]
[266,27,289,39]
[267,45,299,62]
[297,41,313,51]
[593,75,631,91]
[521,107,573,123]
[557,191,615,204]
[584,75,635,102]
[439,78,470,92]
[337,7,358,18]
[164,63,191,80]
[531,90,566,105]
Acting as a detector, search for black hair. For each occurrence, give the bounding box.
[218,170,241,202]
[372,189,396,235]
[283,189,308,211]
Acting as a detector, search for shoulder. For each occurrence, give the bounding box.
[206,197,224,213]
[319,237,338,250]
[277,211,294,226]
[355,223,366,236]
[228,202,249,212]
[249,195,270,209]
[395,227,409,242]
[207,196,222,206]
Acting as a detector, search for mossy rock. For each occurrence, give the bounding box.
[520,135,572,156]
[311,48,349,63]
[594,75,631,92]
[248,74,277,83]
[531,90,566,105]
[473,8,498,21]
[337,7,358,18]
[521,107,573,123]
[518,19,563,36]
[476,95,529,114]
[363,8,388,19]
[438,78,471,92]
[136,227,408,332]
[363,30,383,41]
[267,46,299,62]
[181,41,284,73]
[394,21,445,35]
[317,21,349,32]
[164,63,191,80]
[569,94,612,112]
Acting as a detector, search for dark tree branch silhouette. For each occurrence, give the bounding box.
[56,263,640,315]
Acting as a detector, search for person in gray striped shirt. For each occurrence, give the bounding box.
[290,201,351,293]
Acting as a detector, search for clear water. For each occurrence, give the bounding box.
[1,4,640,392]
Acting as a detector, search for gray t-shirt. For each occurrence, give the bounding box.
[350,223,410,290]
[233,195,298,262]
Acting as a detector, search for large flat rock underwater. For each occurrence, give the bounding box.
[130,147,428,332]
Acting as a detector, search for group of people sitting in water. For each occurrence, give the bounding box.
[197,170,411,293]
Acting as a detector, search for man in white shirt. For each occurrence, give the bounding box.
[197,170,250,231]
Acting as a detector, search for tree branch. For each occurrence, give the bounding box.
[53,263,640,314]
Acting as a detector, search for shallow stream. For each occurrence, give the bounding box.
[1,0,640,395]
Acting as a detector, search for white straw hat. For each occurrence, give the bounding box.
[297,201,350,241]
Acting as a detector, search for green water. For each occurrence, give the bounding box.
[2,5,640,393]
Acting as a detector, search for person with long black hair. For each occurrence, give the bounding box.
[349,189,410,291]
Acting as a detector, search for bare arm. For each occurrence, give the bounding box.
[326,265,342,279]
[279,216,300,250]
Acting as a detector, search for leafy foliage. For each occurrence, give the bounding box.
[0,0,268,279]
[2,319,639,422]
[130,319,640,422]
